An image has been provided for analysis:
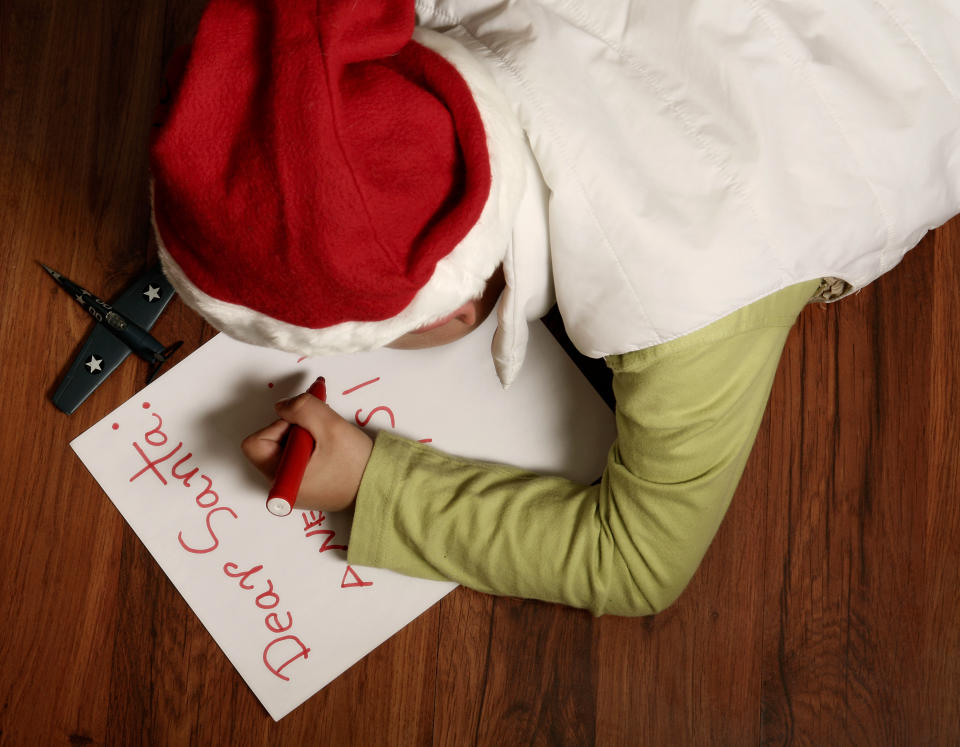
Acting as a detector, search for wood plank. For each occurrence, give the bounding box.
[434,588,497,747]
[593,455,768,745]
[760,235,960,744]
[473,599,596,746]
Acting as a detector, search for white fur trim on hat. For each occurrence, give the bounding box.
[154,27,526,358]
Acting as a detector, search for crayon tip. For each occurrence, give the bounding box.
[266,497,294,517]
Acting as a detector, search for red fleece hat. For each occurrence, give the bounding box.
[151,0,524,355]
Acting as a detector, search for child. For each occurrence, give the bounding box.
[150,0,960,615]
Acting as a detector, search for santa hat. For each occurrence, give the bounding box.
[150,0,525,356]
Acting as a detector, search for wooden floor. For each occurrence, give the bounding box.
[2,2,958,744]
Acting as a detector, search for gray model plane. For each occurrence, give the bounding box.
[42,263,182,414]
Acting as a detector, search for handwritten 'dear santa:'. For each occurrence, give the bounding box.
[126,403,312,682]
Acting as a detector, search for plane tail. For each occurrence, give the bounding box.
[146,340,184,383]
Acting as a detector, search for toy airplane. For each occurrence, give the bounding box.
[42,263,183,414]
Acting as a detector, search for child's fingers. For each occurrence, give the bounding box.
[241,418,291,477]
[270,391,374,512]
[273,391,337,437]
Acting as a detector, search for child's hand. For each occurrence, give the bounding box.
[241,392,374,512]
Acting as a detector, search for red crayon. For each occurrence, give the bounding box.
[266,376,326,517]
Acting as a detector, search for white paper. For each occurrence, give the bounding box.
[71,314,616,720]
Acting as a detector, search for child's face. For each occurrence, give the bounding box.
[387,265,505,351]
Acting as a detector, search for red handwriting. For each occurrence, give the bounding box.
[341,565,374,589]
[341,374,429,443]
[301,510,372,589]
[301,511,348,554]
[126,406,310,682]
[354,405,396,429]
[129,412,241,552]
[223,561,311,681]
[341,377,380,395]
[178,506,239,554]
[130,441,176,485]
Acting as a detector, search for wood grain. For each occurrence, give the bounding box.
[1,1,958,744]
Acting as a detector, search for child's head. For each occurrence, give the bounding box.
[150,0,525,357]
[386,266,506,350]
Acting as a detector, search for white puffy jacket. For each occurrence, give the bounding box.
[417,0,960,383]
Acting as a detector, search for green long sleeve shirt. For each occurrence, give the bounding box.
[347,279,820,616]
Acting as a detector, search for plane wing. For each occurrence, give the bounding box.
[52,265,177,414]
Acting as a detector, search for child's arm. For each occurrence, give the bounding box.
[345,279,820,616]
[244,279,820,615]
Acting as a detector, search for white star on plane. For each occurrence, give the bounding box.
[143,284,161,302]
[85,355,103,374]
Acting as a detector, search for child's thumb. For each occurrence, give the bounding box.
[274,392,333,437]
